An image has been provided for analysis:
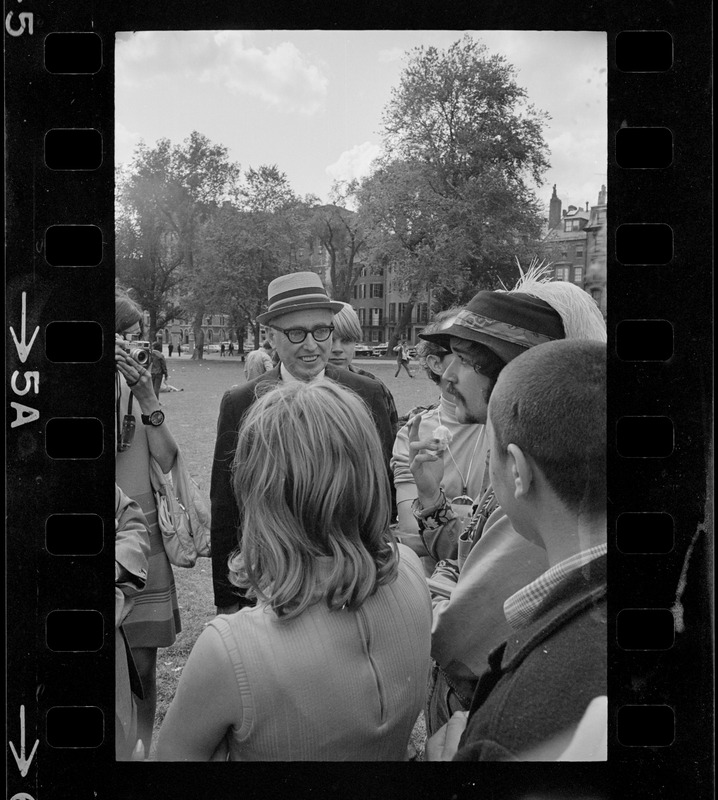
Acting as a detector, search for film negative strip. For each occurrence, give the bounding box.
[5,2,712,799]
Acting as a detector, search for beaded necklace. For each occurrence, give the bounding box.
[437,407,483,500]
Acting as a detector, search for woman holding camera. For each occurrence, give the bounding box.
[115,288,181,756]
[156,381,432,761]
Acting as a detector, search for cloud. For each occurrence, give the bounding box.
[115,31,328,114]
[326,142,382,186]
[378,46,406,63]
[115,122,143,166]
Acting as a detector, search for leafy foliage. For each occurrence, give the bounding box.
[116,132,241,353]
[310,184,367,302]
[358,35,550,330]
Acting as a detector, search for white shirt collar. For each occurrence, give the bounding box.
[279,363,327,384]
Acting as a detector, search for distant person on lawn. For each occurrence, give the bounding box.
[149,345,168,399]
[157,381,431,761]
[394,339,414,378]
[243,340,273,382]
[210,271,395,615]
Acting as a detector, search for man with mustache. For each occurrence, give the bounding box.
[407,276,606,735]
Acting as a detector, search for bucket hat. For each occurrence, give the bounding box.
[419,290,565,364]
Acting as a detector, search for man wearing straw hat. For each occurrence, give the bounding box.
[407,273,607,736]
[210,271,396,614]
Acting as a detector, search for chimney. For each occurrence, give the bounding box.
[586,202,589,211]
[598,185,607,204]
[548,184,561,230]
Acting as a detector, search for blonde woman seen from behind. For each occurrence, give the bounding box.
[157,381,432,761]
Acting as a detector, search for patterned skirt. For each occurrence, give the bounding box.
[122,490,182,649]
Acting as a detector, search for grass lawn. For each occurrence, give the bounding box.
[149,354,437,758]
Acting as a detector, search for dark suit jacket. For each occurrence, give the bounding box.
[209,364,395,607]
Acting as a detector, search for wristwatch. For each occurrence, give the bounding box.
[141,409,165,427]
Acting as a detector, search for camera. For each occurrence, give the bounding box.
[129,341,151,365]
[116,334,151,365]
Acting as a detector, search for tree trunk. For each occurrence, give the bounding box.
[191,308,205,360]
[148,308,159,345]
[388,299,416,352]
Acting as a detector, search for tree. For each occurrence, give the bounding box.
[310,183,367,302]
[199,165,314,348]
[116,132,241,356]
[116,166,186,338]
[358,35,550,342]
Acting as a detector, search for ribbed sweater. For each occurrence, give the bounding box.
[208,545,432,761]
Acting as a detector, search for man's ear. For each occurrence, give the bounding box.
[425,353,444,377]
[506,443,534,499]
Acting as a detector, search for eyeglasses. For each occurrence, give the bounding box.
[271,325,334,344]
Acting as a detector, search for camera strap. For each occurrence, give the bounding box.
[116,374,123,445]
[116,374,135,446]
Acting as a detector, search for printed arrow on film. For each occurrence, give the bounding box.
[9,705,39,777]
[9,292,40,364]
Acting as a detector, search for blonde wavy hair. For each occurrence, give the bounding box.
[228,380,398,620]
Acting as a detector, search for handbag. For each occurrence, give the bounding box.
[149,452,211,568]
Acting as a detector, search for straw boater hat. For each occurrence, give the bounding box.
[256,271,344,325]
[419,290,566,364]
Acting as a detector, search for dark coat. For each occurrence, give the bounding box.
[209,364,396,608]
[454,554,607,761]
[348,364,399,435]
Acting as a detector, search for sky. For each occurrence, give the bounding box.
[115,30,607,214]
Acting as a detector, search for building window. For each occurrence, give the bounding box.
[357,308,366,325]
[565,219,582,232]
[398,303,407,320]
[555,267,570,281]
[573,267,584,283]
[389,303,396,323]
[370,283,384,299]
[417,303,428,324]
[576,248,584,257]
[370,308,383,327]
[370,329,380,342]
[352,285,358,299]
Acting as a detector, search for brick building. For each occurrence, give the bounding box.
[350,264,430,345]
[540,185,607,316]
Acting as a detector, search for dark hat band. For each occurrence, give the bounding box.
[268,285,330,305]
[453,309,559,349]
